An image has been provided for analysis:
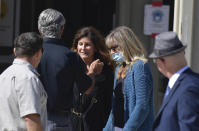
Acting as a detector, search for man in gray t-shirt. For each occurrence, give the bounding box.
[0,32,47,131]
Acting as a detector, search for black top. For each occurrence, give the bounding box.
[72,64,114,131]
[38,38,92,113]
[113,77,124,128]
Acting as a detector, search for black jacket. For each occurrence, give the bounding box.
[72,64,114,131]
[38,38,91,113]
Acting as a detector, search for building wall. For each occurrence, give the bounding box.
[0,0,115,72]
[191,0,199,72]
[116,0,199,114]
[173,0,199,73]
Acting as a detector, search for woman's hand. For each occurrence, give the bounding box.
[85,59,104,94]
[88,59,104,76]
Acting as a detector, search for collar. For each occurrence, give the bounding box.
[43,37,64,45]
[168,65,189,89]
[13,58,40,76]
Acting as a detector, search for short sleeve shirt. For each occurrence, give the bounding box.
[0,59,48,131]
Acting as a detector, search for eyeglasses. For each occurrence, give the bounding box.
[108,45,119,51]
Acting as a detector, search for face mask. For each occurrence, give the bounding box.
[112,52,124,63]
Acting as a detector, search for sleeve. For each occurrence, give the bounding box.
[15,77,42,117]
[74,53,92,93]
[123,62,153,131]
[103,110,114,131]
[178,85,199,131]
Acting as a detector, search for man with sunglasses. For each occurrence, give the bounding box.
[149,31,199,131]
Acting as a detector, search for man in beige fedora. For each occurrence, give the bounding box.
[149,31,199,131]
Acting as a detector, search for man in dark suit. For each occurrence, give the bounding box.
[149,31,199,131]
[38,8,103,131]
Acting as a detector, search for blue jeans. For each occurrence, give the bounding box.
[47,112,72,131]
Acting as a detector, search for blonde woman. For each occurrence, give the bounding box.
[104,26,154,131]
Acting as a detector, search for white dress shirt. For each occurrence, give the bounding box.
[168,65,189,89]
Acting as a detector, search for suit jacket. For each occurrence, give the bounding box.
[153,68,199,131]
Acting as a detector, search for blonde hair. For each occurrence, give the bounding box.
[106,26,147,79]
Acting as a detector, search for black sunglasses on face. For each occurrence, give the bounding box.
[108,45,119,50]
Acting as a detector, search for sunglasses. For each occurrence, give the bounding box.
[108,45,119,50]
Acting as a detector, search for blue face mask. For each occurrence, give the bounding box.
[112,52,124,63]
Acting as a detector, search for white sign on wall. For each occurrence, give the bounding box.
[144,4,170,35]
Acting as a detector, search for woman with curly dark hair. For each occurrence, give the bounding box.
[71,26,115,131]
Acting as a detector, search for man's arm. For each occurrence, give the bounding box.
[178,85,199,131]
[24,114,43,131]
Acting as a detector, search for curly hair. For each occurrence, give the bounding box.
[38,8,65,38]
[72,26,115,70]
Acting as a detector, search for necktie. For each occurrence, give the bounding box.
[163,85,170,102]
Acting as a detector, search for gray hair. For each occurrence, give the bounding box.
[38,8,65,38]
